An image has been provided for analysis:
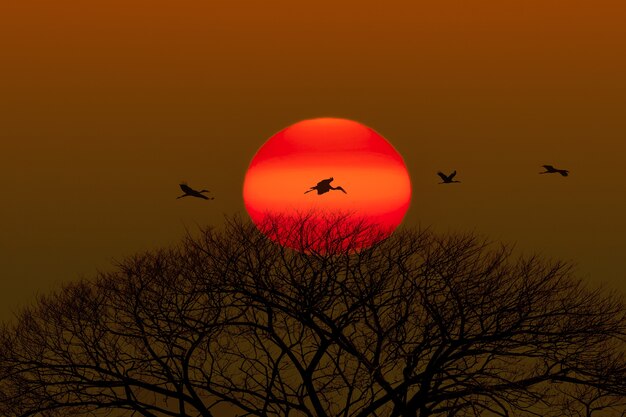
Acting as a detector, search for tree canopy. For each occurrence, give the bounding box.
[1,216,626,417]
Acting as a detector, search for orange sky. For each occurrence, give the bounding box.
[1,0,626,320]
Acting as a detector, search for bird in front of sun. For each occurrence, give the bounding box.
[540,165,569,177]
[177,183,214,200]
[304,177,347,195]
[437,170,461,184]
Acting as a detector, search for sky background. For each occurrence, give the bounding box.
[1,0,625,321]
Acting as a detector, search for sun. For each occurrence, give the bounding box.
[243,118,411,252]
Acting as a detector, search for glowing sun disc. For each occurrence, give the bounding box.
[243,118,412,252]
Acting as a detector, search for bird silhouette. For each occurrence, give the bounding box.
[540,165,569,177]
[437,171,461,184]
[177,183,214,200]
[304,177,347,195]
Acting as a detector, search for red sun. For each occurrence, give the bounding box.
[243,118,412,252]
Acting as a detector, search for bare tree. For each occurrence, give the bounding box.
[552,384,626,417]
[1,214,626,417]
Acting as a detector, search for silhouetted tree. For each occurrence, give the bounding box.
[1,215,626,417]
[554,384,626,417]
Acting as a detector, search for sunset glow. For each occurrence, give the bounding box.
[243,118,411,251]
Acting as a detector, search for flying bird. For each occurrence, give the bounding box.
[540,165,569,177]
[177,183,214,200]
[304,177,347,195]
[437,171,461,184]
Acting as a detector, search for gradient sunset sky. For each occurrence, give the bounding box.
[1,0,625,320]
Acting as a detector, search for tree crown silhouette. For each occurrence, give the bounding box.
[1,215,625,417]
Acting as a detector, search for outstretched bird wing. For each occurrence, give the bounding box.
[542,165,555,171]
[317,178,332,187]
[179,183,194,193]
[437,172,450,182]
[449,170,457,179]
